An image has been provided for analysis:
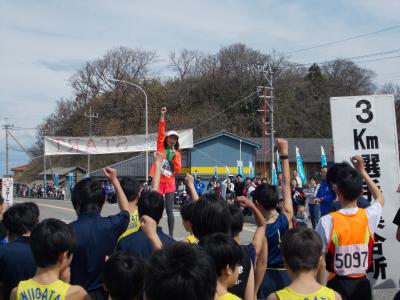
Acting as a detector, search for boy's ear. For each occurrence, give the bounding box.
[223,265,233,277]
[316,255,323,271]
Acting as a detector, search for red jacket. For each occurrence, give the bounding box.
[149,120,181,183]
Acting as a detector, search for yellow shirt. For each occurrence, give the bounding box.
[218,292,241,300]
[276,286,335,300]
[17,278,70,300]
[118,209,141,241]
[184,234,199,244]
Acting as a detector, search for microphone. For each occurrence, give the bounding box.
[171,143,176,151]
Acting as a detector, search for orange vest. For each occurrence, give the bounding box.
[325,208,374,281]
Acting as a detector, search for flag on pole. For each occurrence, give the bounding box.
[225,166,230,178]
[276,150,282,173]
[321,145,327,167]
[249,161,254,178]
[295,146,307,185]
[272,163,278,185]
[214,165,218,180]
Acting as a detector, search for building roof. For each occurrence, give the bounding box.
[38,166,87,176]
[11,164,29,172]
[195,131,261,148]
[89,154,154,178]
[248,138,333,163]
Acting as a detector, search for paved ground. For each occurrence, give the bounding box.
[14,198,399,299]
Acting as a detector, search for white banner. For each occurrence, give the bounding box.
[44,129,193,155]
[2,178,14,206]
[330,94,400,288]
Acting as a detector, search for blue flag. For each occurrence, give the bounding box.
[296,147,307,185]
[321,145,327,167]
[276,150,282,173]
[272,163,278,185]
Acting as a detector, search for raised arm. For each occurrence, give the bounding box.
[185,173,199,201]
[236,196,265,257]
[351,155,384,207]
[152,151,165,192]
[141,215,162,251]
[104,167,130,212]
[157,107,167,151]
[277,139,294,223]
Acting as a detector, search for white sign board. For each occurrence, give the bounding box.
[330,94,400,288]
[1,177,14,206]
[44,129,193,155]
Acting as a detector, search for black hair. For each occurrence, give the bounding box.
[336,164,363,201]
[104,252,146,300]
[145,243,216,300]
[228,205,243,237]
[252,183,279,211]
[192,194,231,239]
[30,218,75,268]
[137,191,164,224]
[277,172,282,175]
[24,202,40,221]
[71,178,105,213]
[120,177,141,202]
[236,174,242,178]
[199,232,243,276]
[245,177,251,181]
[326,162,350,187]
[180,201,196,222]
[3,203,38,236]
[281,227,322,274]
[309,176,317,182]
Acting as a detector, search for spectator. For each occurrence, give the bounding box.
[292,169,303,188]
[234,174,246,197]
[0,203,39,299]
[0,195,7,244]
[304,177,320,229]
[315,166,336,216]
[195,176,205,196]
[180,201,198,244]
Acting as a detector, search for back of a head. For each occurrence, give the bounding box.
[137,191,164,224]
[3,203,38,236]
[192,194,231,239]
[199,233,242,276]
[252,183,279,211]
[104,252,145,300]
[71,178,105,213]
[30,218,75,268]
[326,162,350,187]
[145,243,216,300]
[120,177,141,202]
[180,201,196,222]
[228,204,244,238]
[281,227,322,274]
[336,164,363,201]
[24,202,40,222]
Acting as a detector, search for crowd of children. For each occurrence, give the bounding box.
[0,138,387,300]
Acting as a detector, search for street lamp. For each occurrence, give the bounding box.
[108,78,149,182]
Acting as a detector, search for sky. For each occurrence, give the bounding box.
[1,0,400,176]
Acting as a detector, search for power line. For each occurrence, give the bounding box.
[286,25,400,55]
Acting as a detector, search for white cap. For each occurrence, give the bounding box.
[166,130,179,138]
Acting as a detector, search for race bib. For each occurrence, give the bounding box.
[334,244,369,276]
[160,159,173,177]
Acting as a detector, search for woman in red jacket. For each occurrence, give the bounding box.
[149,107,181,237]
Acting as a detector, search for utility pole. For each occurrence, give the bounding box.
[257,62,275,179]
[2,121,14,177]
[84,106,98,175]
